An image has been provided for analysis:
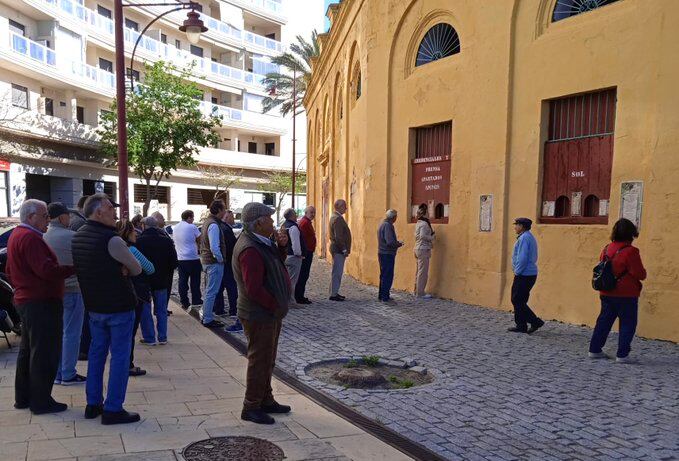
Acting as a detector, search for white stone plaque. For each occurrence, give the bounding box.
[571,191,582,216]
[599,199,609,217]
[479,195,492,232]
[542,201,555,217]
[620,181,643,228]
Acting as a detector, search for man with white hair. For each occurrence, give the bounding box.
[377,209,404,304]
[281,208,306,305]
[329,199,352,301]
[7,199,75,414]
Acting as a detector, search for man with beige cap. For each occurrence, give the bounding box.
[232,202,291,425]
[329,199,351,301]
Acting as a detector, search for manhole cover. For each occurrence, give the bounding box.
[182,436,284,461]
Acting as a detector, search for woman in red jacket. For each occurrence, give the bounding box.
[589,218,647,363]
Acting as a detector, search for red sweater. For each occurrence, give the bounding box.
[598,241,647,298]
[298,216,317,252]
[6,225,76,305]
[238,247,291,312]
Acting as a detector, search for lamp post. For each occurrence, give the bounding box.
[114,0,206,218]
[291,66,297,209]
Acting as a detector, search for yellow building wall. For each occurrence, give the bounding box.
[305,0,679,342]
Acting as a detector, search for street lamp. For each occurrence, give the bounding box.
[114,0,207,218]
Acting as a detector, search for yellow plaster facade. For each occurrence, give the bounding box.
[304,0,679,342]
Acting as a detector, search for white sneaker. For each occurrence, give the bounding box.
[418,294,433,299]
[588,352,608,359]
[616,356,632,364]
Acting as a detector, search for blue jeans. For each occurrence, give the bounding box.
[56,292,85,381]
[140,289,169,343]
[215,263,238,316]
[589,296,639,359]
[378,253,396,301]
[87,310,135,412]
[202,263,224,324]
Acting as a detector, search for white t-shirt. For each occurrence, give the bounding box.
[172,220,201,261]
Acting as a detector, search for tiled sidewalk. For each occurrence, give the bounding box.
[0,304,411,461]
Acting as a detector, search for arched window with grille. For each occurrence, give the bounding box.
[415,23,460,67]
[552,0,621,22]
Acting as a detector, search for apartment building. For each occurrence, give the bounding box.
[0,0,316,220]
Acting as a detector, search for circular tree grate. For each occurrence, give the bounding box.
[182,436,284,461]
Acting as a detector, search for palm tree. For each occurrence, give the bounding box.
[262,30,319,117]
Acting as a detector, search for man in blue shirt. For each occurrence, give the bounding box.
[509,218,544,334]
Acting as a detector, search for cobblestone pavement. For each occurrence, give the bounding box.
[218,260,679,461]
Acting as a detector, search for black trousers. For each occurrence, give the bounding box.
[295,251,314,302]
[129,300,145,369]
[511,275,541,329]
[15,300,63,411]
[177,260,202,307]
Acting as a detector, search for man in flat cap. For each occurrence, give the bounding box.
[232,202,291,425]
[508,217,544,334]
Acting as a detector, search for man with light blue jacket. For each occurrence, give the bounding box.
[508,217,544,334]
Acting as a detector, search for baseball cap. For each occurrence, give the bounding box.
[241,202,275,224]
[47,202,73,219]
[513,217,533,229]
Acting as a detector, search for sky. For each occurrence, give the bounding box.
[323,0,333,31]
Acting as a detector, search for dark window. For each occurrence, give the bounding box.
[248,142,257,154]
[415,121,452,159]
[553,0,621,22]
[265,142,275,156]
[76,106,84,124]
[237,140,241,151]
[435,203,444,220]
[99,58,113,73]
[211,97,218,104]
[262,193,275,206]
[160,33,167,44]
[9,20,25,36]
[187,188,215,206]
[45,98,54,116]
[190,45,203,58]
[25,174,51,203]
[124,18,139,31]
[416,23,460,67]
[175,39,181,49]
[83,179,115,197]
[265,33,276,40]
[193,3,202,11]
[126,68,140,83]
[541,88,616,225]
[97,5,112,19]
[133,184,169,204]
[354,70,361,100]
[11,84,29,109]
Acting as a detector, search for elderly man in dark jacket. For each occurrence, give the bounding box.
[377,209,404,304]
[136,216,178,345]
[233,202,291,425]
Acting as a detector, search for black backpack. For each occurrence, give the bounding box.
[592,245,629,291]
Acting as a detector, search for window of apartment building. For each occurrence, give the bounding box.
[11,84,29,109]
[175,39,181,49]
[211,97,218,104]
[9,20,25,36]
[125,18,139,31]
[83,179,115,197]
[409,121,452,224]
[262,193,275,207]
[265,142,275,156]
[192,3,202,11]
[248,142,258,154]
[126,68,140,83]
[45,98,54,116]
[0,170,9,218]
[97,5,112,19]
[540,88,616,224]
[187,188,215,206]
[160,33,167,44]
[265,33,276,40]
[76,106,84,124]
[99,58,113,73]
[190,45,203,58]
[133,184,169,203]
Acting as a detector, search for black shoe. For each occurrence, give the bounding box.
[32,401,68,415]
[203,319,224,328]
[241,408,275,425]
[337,295,346,300]
[507,326,528,333]
[14,401,29,410]
[101,410,141,425]
[167,310,173,316]
[60,374,86,386]
[296,298,312,305]
[85,404,104,419]
[129,366,147,377]
[261,401,291,414]
[78,352,88,361]
[181,303,190,310]
[528,320,545,334]
[329,295,344,302]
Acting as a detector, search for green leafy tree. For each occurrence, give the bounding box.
[98,61,221,215]
[262,31,319,116]
[260,170,307,221]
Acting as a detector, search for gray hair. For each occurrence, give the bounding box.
[245,216,266,233]
[334,199,346,209]
[305,206,315,213]
[386,209,398,220]
[151,211,165,222]
[141,216,159,228]
[283,208,296,220]
[83,193,110,218]
[19,199,46,223]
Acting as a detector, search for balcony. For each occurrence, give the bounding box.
[3,32,115,96]
[198,146,291,172]
[229,0,286,23]
[199,101,286,135]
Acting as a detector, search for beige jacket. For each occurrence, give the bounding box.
[329,212,352,255]
[414,219,435,251]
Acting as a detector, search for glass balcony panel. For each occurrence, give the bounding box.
[11,33,28,55]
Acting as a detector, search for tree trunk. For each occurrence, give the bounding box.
[143,177,152,216]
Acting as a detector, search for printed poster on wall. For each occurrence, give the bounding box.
[620,181,643,228]
[479,195,492,232]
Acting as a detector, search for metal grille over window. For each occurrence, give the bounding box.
[552,0,621,22]
[415,23,460,67]
[133,184,169,204]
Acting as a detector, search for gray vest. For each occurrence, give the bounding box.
[232,231,290,322]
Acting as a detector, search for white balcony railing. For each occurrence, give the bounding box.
[231,0,285,18]
[7,31,115,92]
[199,101,286,134]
